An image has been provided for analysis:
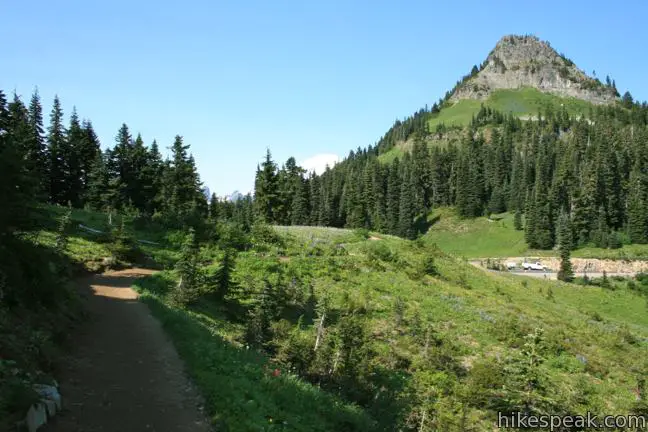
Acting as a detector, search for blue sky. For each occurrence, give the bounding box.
[3,1,647,195]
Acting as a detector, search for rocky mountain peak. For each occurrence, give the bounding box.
[450,34,618,104]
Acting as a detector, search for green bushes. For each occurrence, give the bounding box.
[0,234,81,426]
[129,225,648,431]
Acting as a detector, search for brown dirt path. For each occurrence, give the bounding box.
[44,268,211,432]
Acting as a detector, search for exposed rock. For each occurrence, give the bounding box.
[25,403,47,432]
[33,383,62,411]
[450,35,618,105]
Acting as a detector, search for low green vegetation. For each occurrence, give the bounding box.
[424,208,648,260]
[133,224,648,430]
[427,88,594,130]
[424,208,528,258]
[0,204,180,427]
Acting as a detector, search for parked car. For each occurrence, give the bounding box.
[506,262,517,270]
[522,261,545,271]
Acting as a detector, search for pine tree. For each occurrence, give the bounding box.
[26,89,48,197]
[129,133,150,212]
[455,151,473,217]
[66,107,85,207]
[557,212,574,282]
[386,158,401,234]
[398,161,416,239]
[345,169,365,228]
[371,163,387,232]
[627,164,647,243]
[143,140,165,214]
[108,124,133,209]
[209,193,219,221]
[213,249,236,300]
[411,138,431,212]
[0,92,35,233]
[85,150,110,209]
[308,173,321,225]
[254,149,279,223]
[165,135,205,220]
[591,206,609,248]
[47,96,68,204]
[514,208,523,230]
[80,120,101,200]
[291,176,309,225]
[172,228,201,305]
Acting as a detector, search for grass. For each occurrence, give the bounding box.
[35,204,183,270]
[19,206,646,429]
[131,222,648,429]
[424,207,648,260]
[424,208,528,258]
[134,274,375,431]
[378,88,597,163]
[427,87,594,130]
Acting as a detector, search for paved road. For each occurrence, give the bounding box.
[44,268,211,432]
[488,269,636,280]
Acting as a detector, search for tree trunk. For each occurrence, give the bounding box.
[314,312,325,351]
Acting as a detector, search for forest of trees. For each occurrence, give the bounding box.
[254,97,648,252]
[4,85,648,254]
[0,88,260,236]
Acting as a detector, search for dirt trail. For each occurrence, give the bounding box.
[44,268,211,432]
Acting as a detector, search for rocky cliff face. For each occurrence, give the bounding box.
[450,35,618,105]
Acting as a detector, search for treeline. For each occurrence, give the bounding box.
[254,98,648,249]
[0,88,240,232]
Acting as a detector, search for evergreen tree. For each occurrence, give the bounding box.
[213,249,236,300]
[514,208,523,231]
[171,228,201,305]
[47,96,68,204]
[627,164,647,243]
[127,133,151,212]
[254,149,279,223]
[411,138,431,212]
[143,139,165,214]
[85,150,110,209]
[557,212,574,282]
[0,91,35,233]
[371,163,387,232]
[65,108,85,207]
[209,193,219,221]
[80,120,101,197]
[26,89,48,196]
[398,161,416,239]
[291,176,309,225]
[386,158,401,234]
[345,169,366,228]
[308,173,321,225]
[108,124,133,209]
[165,135,205,220]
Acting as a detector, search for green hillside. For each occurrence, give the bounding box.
[7,203,648,430]
[428,87,595,130]
[378,87,597,163]
[425,208,648,260]
[132,223,648,430]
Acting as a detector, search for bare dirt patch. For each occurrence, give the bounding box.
[44,268,211,432]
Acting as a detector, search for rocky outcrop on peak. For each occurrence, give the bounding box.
[450,35,618,105]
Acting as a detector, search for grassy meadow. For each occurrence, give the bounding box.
[131,223,648,430]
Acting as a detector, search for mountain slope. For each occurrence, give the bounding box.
[451,35,618,104]
[376,35,623,161]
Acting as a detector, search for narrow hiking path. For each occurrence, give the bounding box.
[44,268,211,432]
